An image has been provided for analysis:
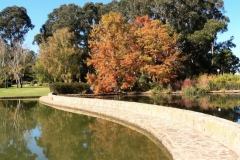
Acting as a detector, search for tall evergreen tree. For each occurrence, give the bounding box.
[0,6,34,46]
[33,3,106,81]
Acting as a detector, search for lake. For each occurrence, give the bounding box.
[1,94,239,159]
[0,99,170,160]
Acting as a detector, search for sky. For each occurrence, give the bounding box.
[0,0,239,58]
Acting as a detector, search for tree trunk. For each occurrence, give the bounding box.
[20,76,23,88]
[4,72,8,88]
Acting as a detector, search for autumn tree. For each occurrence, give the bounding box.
[87,12,131,93]
[106,0,237,77]
[87,12,181,93]
[131,15,181,85]
[38,27,82,83]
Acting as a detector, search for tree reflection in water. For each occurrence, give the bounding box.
[2,94,239,160]
[36,104,170,160]
[0,100,39,160]
[0,100,171,160]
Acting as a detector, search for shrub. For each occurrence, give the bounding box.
[50,82,90,94]
[138,75,150,91]
[183,86,208,95]
[198,74,209,89]
[150,82,163,94]
[182,78,197,90]
[183,86,196,95]
[208,74,240,90]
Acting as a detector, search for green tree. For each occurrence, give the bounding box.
[111,0,152,21]
[22,50,37,82]
[151,0,230,76]
[0,6,34,46]
[33,4,82,45]
[0,38,8,88]
[213,37,240,74]
[33,3,105,81]
[33,58,49,84]
[38,28,82,82]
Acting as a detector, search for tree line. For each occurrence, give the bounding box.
[0,0,239,92]
[0,6,35,88]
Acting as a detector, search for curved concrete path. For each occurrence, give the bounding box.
[40,93,240,160]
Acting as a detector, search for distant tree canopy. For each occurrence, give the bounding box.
[0,6,35,88]
[0,38,35,88]
[34,0,238,81]
[33,3,107,81]
[109,0,236,76]
[31,0,239,92]
[38,28,82,83]
[0,6,34,46]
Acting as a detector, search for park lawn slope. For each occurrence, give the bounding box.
[0,86,50,98]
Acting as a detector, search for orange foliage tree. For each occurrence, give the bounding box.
[87,12,138,93]
[38,27,82,82]
[87,12,181,93]
[132,15,181,84]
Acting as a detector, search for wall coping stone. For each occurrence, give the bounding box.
[39,93,240,160]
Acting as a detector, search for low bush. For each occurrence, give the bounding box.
[183,86,208,95]
[150,82,163,94]
[183,74,240,92]
[209,74,240,90]
[182,78,197,89]
[50,82,90,94]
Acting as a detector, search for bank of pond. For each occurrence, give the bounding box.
[82,94,240,124]
[0,94,240,159]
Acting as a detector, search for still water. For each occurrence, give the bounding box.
[0,99,170,160]
[93,94,240,124]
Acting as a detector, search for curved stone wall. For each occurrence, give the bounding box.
[40,93,240,160]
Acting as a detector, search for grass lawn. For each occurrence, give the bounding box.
[0,85,50,97]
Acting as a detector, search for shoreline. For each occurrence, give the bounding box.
[39,93,240,160]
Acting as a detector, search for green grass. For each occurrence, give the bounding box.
[0,85,50,97]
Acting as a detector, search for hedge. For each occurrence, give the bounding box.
[50,82,90,94]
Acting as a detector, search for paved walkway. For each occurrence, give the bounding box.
[40,94,239,160]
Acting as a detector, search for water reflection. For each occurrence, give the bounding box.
[0,100,170,160]
[90,94,240,124]
[0,100,39,159]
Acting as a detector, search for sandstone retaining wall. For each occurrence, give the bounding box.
[40,93,240,159]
